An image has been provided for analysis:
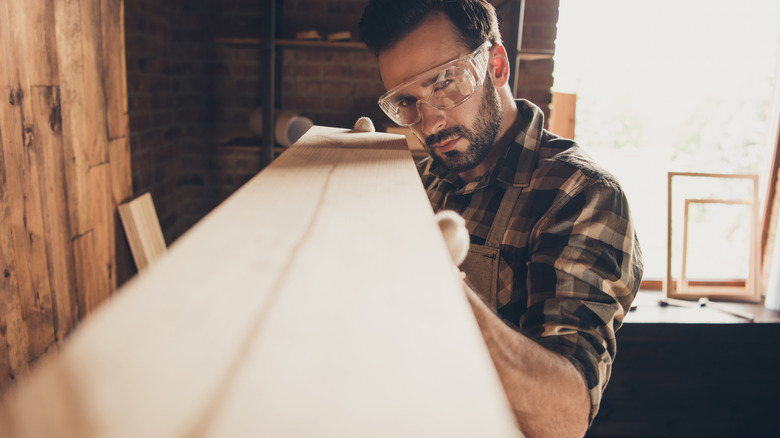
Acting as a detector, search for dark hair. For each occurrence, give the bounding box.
[358,0,502,56]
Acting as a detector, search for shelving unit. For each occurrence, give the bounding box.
[215,37,367,51]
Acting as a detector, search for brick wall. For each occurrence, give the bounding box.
[125,0,185,243]
[125,0,267,243]
[123,0,560,246]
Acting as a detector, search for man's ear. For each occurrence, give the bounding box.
[488,44,511,88]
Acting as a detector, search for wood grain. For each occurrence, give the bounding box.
[101,0,129,141]
[29,86,79,342]
[0,0,57,385]
[0,127,522,437]
[0,0,132,391]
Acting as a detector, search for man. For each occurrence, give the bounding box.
[359,1,643,437]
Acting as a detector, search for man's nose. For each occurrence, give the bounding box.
[416,100,446,135]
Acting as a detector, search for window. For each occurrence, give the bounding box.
[553,0,780,284]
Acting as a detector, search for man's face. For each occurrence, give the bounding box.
[377,13,502,173]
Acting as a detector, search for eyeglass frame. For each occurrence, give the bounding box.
[377,41,494,127]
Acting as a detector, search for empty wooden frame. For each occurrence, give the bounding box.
[666,172,761,302]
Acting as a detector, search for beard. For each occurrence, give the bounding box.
[423,77,502,173]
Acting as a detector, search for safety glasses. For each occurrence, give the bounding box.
[378,41,492,127]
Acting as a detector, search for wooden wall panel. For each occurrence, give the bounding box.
[0,0,57,384]
[0,0,132,392]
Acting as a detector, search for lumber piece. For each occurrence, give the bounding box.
[0,126,522,438]
[118,193,167,271]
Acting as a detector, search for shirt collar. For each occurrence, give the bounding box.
[426,99,545,194]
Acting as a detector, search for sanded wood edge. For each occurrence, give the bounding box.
[118,193,167,271]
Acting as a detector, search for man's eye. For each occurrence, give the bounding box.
[433,79,453,92]
[396,97,417,108]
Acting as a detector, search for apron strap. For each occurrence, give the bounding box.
[484,185,522,249]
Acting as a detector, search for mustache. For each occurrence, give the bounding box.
[424,126,470,149]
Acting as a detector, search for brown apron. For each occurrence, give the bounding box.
[460,185,521,310]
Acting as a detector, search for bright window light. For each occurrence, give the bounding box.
[553,0,780,281]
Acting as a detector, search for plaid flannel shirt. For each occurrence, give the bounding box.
[418,99,643,420]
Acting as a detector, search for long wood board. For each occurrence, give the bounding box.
[0,126,521,437]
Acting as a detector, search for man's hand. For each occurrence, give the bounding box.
[434,210,590,436]
[435,210,470,266]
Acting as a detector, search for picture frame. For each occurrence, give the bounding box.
[665,172,761,302]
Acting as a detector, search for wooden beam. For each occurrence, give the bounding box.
[0,127,522,437]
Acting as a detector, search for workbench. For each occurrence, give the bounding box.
[588,290,780,438]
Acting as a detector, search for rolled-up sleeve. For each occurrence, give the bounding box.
[523,175,643,421]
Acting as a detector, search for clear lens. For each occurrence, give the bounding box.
[378,42,492,126]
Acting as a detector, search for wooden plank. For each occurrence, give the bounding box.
[29,86,79,340]
[13,0,58,86]
[385,125,427,160]
[118,193,167,271]
[0,0,56,387]
[87,161,115,301]
[0,127,521,437]
[83,0,115,299]
[100,0,129,141]
[78,0,111,167]
[54,0,102,235]
[0,217,27,392]
[549,91,576,139]
[276,39,367,50]
[0,78,32,389]
[201,128,519,437]
[54,0,115,314]
[102,0,133,286]
[0,0,132,393]
[0,1,30,390]
[53,0,100,320]
[14,0,73,338]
